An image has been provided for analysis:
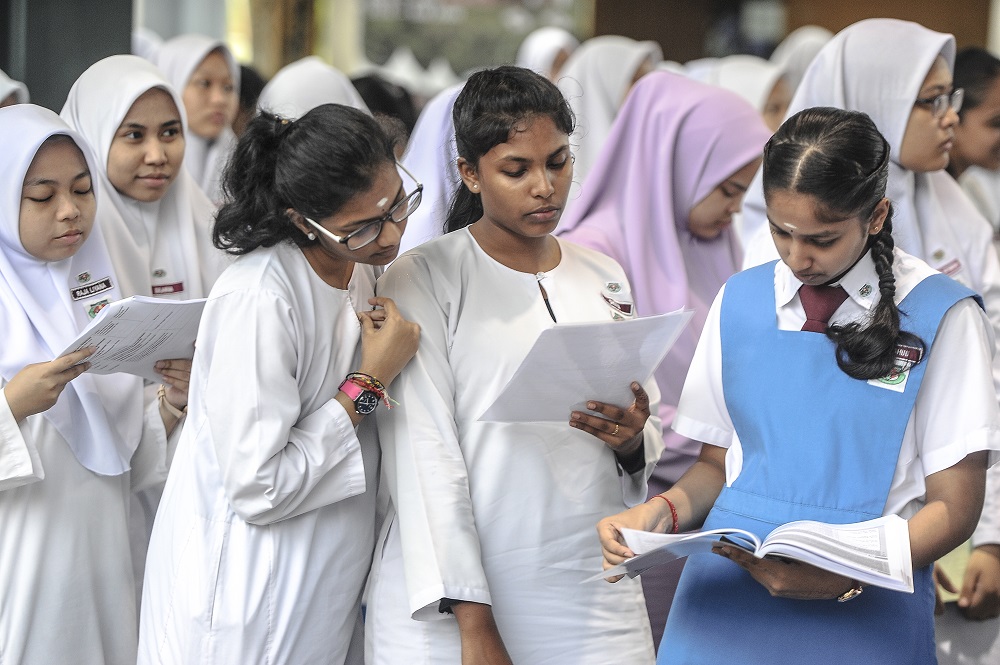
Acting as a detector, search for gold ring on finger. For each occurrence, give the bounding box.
[612,423,620,436]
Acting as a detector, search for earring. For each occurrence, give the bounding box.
[307,232,317,241]
[472,183,479,190]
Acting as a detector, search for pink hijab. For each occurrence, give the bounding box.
[558,71,772,482]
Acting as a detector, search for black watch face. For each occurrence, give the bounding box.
[355,391,379,415]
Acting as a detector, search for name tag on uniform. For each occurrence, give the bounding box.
[867,344,923,393]
[152,281,184,295]
[70,276,113,301]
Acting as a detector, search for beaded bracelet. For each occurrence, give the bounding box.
[648,494,679,534]
[344,372,397,409]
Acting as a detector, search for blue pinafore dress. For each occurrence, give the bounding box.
[657,262,978,665]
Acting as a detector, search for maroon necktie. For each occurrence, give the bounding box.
[798,284,849,333]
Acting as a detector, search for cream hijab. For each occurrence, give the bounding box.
[685,55,785,114]
[61,55,223,300]
[557,36,662,191]
[741,19,971,265]
[0,105,142,475]
[257,56,369,120]
[515,27,579,80]
[398,82,464,254]
[0,67,28,104]
[157,34,241,204]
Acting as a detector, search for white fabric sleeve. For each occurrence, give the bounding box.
[129,382,175,493]
[962,215,1000,410]
[376,256,492,621]
[672,285,734,448]
[972,463,1000,547]
[0,385,43,491]
[913,299,1000,477]
[204,288,365,526]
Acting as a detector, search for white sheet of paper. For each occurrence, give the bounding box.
[478,310,692,423]
[58,295,206,382]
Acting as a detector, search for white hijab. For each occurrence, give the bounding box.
[0,105,142,475]
[0,67,28,104]
[157,34,241,204]
[741,19,971,265]
[61,55,223,300]
[769,25,834,92]
[515,27,579,80]
[257,56,369,120]
[685,55,785,113]
[398,82,464,254]
[557,35,662,190]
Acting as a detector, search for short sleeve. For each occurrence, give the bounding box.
[672,284,735,447]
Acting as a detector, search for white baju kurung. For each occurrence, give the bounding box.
[138,242,379,665]
[367,228,664,664]
[0,392,169,665]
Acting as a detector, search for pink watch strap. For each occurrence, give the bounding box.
[339,378,364,400]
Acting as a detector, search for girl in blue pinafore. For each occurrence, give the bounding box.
[598,107,1000,664]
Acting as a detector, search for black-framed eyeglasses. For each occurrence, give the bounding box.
[914,88,964,119]
[305,162,423,251]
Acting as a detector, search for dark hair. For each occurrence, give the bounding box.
[763,107,924,381]
[954,47,1000,117]
[351,74,418,136]
[238,65,267,111]
[214,104,396,254]
[445,65,574,233]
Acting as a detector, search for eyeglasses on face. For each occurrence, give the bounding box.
[304,162,423,251]
[914,88,964,119]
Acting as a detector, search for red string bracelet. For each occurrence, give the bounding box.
[648,494,679,534]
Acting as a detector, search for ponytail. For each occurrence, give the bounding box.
[214,105,396,255]
[214,112,296,254]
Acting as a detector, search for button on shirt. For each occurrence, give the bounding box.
[674,249,1000,520]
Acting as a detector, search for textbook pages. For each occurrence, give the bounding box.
[590,514,913,593]
[59,296,206,383]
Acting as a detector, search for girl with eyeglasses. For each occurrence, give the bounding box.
[137,104,420,665]
[366,66,664,664]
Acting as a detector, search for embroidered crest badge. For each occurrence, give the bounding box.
[153,268,167,278]
[76,271,91,283]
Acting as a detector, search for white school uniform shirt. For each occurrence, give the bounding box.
[676,249,1000,522]
[367,229,663,665]
[138,241,379,665]
[0,104,173,665]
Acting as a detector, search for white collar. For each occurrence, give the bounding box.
[775,250,880,311]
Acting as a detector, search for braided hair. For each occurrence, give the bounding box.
[763,107,924,380]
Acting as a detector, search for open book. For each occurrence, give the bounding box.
[587,514,913,593]
[59,296,206,383]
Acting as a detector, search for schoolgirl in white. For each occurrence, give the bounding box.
[599,107,1000,664]
[137,104,420,665]
[157,34,240,204]
[61,54,225,303]
[368,65,664,665]
[0,105,181,665]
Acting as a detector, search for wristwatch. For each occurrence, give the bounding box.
[837,581,864,602]
[339,378,379,415]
